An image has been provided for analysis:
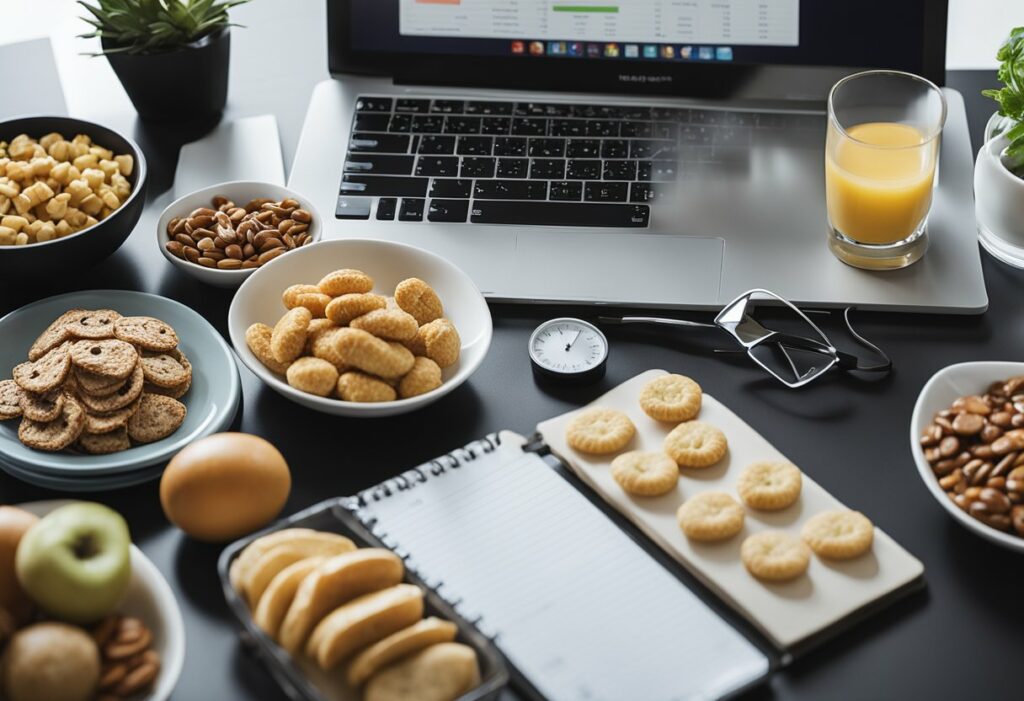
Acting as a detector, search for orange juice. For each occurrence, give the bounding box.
[825,122,937,244]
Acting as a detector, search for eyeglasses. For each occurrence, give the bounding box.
[600,289,891,388]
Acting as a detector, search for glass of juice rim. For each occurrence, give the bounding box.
[825,69,948,270]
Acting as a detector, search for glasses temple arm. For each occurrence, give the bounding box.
[834,307,892,373]
[598,316,719,330]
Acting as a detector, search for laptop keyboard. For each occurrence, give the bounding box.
[337,95,800,227]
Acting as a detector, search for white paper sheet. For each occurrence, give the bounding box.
[173,114,284,198]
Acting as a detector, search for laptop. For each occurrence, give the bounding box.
[289,0,987,314]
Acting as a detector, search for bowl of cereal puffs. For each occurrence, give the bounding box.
[227,239,492,417]
[0,116,146,281]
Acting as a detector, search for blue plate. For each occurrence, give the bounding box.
[0,290,240,477]
[0,457,166,492]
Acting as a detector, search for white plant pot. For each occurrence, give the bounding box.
[975,121,1024,268]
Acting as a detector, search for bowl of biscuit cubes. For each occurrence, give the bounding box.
[0,116,146,282]
[227,239,492,417]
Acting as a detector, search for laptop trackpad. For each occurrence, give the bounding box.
[513,232,724,307]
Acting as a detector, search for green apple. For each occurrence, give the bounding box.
[15,502,131,624]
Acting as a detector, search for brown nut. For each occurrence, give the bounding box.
[981,424,1003,443]
[112,656,160,696]
[92,616,120,648]
[104,626,152,660]
[183,246,201,264]
[990,411,1013,427]
[952,412,985,435]
[98,662,128,690]
[217,258,243,270]
[257,247,286,265]
[1012,505,1024,536]
[938,469,962,490]
[978,487,1012,514]
[165,241,184,258]
[938,435,960,458]
[953,395,991,415]
[225,244,243,260]
[197,257,217,268]
[174,233,193,247]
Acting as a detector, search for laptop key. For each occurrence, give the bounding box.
[349,134,411,154]
[341,175,428,198]
[630,183,653,203]
[335,196,372,220]
[566,139,601,158]
[427,199,470,223]
[444,116,482,134]
[376,197,398,220]
[355,97,392,112]
[516,103,571,117]
[528,138,565,158]
[650,161,678,181]
[481,117,512,135]
[511,118,547,136]
[637,162,652,181]
[620,121,653,138]
[603,160,637,181]
[431,100,464,114]
[496,158,529,178]
[461,157,497,178]
[457,136,494,156]
[415,156,460,177]
[345,154,415,176]
[388,114,412,133]
[550,120,586,137]
[493,137,527,157]
[601,140,629,159]
[566,159,601,180]
[630,140,676,159]
[474,180,548,200]
[430,179,473,198]
[654,122,678,140]
[399,198,425,221]
[418,135,457,154]
[412,115,445,133]
[584,181,629,202]
[586,120,619,137]
[530,159,565,179]
[549,181,583,201]
[354,114,391,132]
[465,101,514,115]
[395,98,430,113]
[471,201,650,227]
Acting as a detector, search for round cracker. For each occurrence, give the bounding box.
[66,309,121,339]
[83,398,140,435]
[0,380,25,420]
[114,316,179,351]
[69,339,138,380]
[78,426,131,454]
[28,309,84,361]
[737,461,802,511]
[17,396,85,452]
[676,491,745,541]
[76,363,144,413]
[140,351,191,388]
[126,393,186,444]
[741,531,811,582]
[800,510,874,560]
[12,343,71,394]
[638,374,702,422]
[19,390,64,422]
[663,421,728,468]
[565,408,635,455]
[610,451,679,496]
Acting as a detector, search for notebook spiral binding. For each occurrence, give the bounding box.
[342,432,504,640]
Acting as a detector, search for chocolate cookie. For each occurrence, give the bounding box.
[12,343,71,394]
[76,364,144,413]
[126,393,186,444]
[82,398,140,435]
[0,380,24,420]
[140,350,191,388]
[67,309,121,339]
[79,427,131,454]
[28,309,84,361]
[19,390,64,422]
[114,316,179,352]
[18,396,85,452]
[70,339,138,380]
[74,369,127,396]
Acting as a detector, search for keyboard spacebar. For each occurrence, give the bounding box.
[470,201,650,227]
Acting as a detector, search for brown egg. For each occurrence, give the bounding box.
[160,433,291,543]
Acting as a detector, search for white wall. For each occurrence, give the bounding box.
[948,0,1024,68]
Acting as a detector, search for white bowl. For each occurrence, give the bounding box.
[228,239,492,417]
[17,500,185,701]
[910,361,1024,553]
[157,180,323,289]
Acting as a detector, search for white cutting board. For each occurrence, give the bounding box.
[538,369,924,650]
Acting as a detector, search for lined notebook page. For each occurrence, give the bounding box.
[356,435,769,701]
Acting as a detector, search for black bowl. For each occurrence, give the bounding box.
[0,115,147,281]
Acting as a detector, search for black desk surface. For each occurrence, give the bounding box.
[3,3,1023,699]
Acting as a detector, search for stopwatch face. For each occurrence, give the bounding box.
[528,318,608,383]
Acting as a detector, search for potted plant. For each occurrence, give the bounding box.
[78,0,250,121]
[975,26,1024,267]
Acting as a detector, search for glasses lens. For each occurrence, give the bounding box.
[748,341,836,387]
[737,291,836,386]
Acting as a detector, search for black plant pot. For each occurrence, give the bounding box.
[103,28,229,122]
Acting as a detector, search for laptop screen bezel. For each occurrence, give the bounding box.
[327,0,948,100]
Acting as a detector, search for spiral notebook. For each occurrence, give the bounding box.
[347,432,771,701]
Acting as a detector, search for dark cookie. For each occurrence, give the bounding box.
[76,363,144,413]
[12,343,71,394]
[19,390,64,422]
[79,426,131,454]
[28,309,85,361]
[74,369,127,396]
[127,393,187,444]
[0,380,24,420]
[70,339,138,380]
[18,396,85,452]
[114,316,179,352]
[140,350,191,388]
[82,398,140,435]
[67,309,122,339]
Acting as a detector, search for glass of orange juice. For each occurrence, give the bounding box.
[825,70,947,270]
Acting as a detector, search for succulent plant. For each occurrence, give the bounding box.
[78,0,249,55]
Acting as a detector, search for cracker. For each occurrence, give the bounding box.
[0,380,23,420]
[638,374,702,422]
[282,284,320,309]
[66,309,121,339]
[397,357,441,399]
[325,293,387,325]
[140,351,191,388]
[69,339,138,380]
[334,328,415,379]
[347,617,459,687]
[271,307,313,364]
[126,393,186,444]
[411,318,460,369]
[305,319,336,354]
[13,343,71,394]
[295,292,332,319]
[610,451,679,496]
[79,426,131,454]
[245,323,292,375]
[310,327,351,372]
[363,642,480,701]
[676,491,745,541]
[337,372,397,403]
[800,510,874,560]
[663,421,728,468]
[394,277,443,325]
[19,390,64,422]
[566,408,635,455]
[286,357,340,397]
[17,396,85,452]
[737,461,802,511]
[77,363,144,413]
[351,309,419,342]
[741,531,811,582]
[28,309,83,361]
[317,268,374,296]
[82,399,139,434]
[74,369,126,396]
[114,315,179,351]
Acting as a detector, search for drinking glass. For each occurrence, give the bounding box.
[825,70,947,270]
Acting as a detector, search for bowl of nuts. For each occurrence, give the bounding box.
[156,181,321,288]
[0,116,146,281]
[911,361,1024,553]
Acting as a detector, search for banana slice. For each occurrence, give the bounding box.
[231,528,324,592]
[244,536,356,609]
[364,642,481,701]
[278,548,404,655]
[346,617,458,687]
[307,583,423,670]
[253,556,326,641]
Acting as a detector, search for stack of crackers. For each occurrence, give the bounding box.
[0,310,190,454]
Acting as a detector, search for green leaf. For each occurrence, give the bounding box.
[985,28,1024,124]
[77,0,249,52]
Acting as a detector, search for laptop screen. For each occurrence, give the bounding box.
[331,0,946,96]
